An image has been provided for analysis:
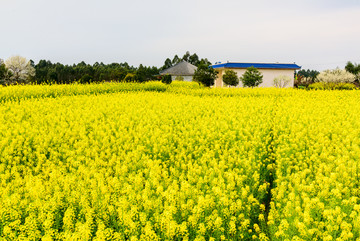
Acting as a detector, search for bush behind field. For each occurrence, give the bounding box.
[308,82,357,90]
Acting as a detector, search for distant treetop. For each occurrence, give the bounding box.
[160,51,212,70]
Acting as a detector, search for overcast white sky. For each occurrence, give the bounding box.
[1,0,360,70]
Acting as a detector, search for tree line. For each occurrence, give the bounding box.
[0,51,211,85]
[161,51,212,70]
[33,60,160,84]
[2,53,359,88]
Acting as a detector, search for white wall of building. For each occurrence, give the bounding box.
[171,75,193,82]
[214,68,295,88]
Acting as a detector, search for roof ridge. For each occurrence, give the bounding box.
[211,62,301,70]
[217,62,299,64]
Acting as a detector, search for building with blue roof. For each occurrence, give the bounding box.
[211,62,301,87]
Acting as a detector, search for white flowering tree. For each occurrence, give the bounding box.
[5,56,35,84]
[317,68,355,83]
[273,75,292,88]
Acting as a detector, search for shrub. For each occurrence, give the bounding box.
[317,68,355,83]
[308,82,357,90]
[308,82,325,90]
[79,74,92,84]
[193,64,217,87]
[240,67,263,87]
[222,70,239,87]
[161,74,172,84]
[174,76,184,81]
[336,83,357,90]
[273,75,292,88]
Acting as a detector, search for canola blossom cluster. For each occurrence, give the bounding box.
[0,82,359,240]
[267,91,360,240]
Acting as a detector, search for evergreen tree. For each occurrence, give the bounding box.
[193,64,217,87]
[189,53,200,66]
[0,60,12,85]
[345,61,360,82]
[222,70,239,87]
[240,67,263,87]
[182,51,191,62]
[297,69,320,84]
[172,55,181,65]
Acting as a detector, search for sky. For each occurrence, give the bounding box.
[1,0,360,71]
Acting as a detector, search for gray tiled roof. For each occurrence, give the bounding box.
[160,61,197,76]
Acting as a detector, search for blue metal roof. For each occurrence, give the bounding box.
[211,62,301,69]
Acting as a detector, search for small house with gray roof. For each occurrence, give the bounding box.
[160,61,197,81]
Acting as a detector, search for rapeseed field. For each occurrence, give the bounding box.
[0,82,359,240]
